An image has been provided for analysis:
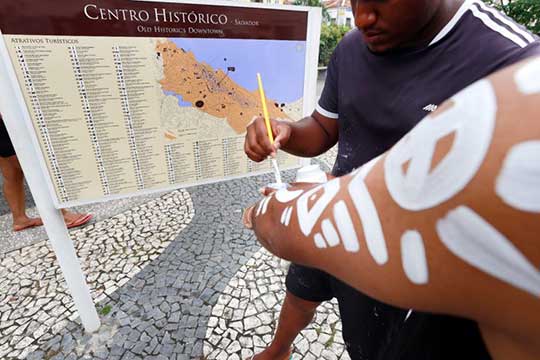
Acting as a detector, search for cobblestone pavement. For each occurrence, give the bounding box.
[0,188,166,256]
[1,190,194,359]
[204,248,349,360]
[1,168,349,359]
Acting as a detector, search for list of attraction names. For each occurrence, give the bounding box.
[9,37,169,203]
[0,0,308,205]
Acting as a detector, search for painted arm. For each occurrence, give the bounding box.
[246,57,540,357]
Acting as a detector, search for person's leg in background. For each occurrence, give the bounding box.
[253,292,320,360]
[0,154,42,231]
[0,117,92,231]
[251,264,333,360]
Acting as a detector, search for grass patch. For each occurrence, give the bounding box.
[99,305,112,316]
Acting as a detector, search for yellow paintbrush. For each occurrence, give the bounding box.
[257,73,282,184]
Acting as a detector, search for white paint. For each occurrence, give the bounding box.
[256,196,272,217]
[280,208,288,225]
[333,201,360,252]
[314,233,327,248]
[496,141,540,212]
[515,57,540,95]
[267,182,288,191]
[284,206,293,226]
[261,196,271,215]
[295,164,327,183]
[401,230,429,285]
[296,179,340,236]
[321,219,340,247]
[436,206,540,297]
[385,80,497,211]
[275,188,304,203]
[256,198,265,216]
[349,171,388,264]
[357,155,381,180]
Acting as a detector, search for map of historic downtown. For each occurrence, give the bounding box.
[156,38,306,138]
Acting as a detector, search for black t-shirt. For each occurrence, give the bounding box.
[314,1,540,359]
[318,0,540,177]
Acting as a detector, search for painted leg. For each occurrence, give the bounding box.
[252,292,320,360]
[0,155,42,231]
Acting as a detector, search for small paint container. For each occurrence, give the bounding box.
[266,182,289,191]
[295,164,327,183]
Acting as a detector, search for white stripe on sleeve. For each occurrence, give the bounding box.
[474,0,535,44]
[470,5,528,48]
[316,104,339,119]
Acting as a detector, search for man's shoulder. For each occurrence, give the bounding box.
[453,1,538,52]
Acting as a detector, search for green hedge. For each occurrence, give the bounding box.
[483,0,540,34]
[319,24,351,67]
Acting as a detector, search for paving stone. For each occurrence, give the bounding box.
[1,170,348,359]
[205,246,350,360]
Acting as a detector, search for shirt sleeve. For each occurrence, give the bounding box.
[316,49,339,119]
[507,40,540,63]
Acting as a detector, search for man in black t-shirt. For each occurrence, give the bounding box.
[244,0,540,359]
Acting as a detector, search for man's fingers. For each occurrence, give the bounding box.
[245,120,269,161]
[255,124,275,154]
[245,116,275,160]
[244,144,265,162]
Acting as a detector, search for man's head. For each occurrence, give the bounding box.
[351,0,453,53]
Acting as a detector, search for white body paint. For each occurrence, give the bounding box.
[296,179,340,236]
[436,206,540,297]
[257,196,272,216]
[496,141,540,212]
[314,233,327,248]
[256,197,265,216]
[280,207,293,226]
[284,207,293,226]
[385,80,497,211]
[401,230,429,285]
[321,219,340,247]
[515,57,540,95]
[333,201,360,252]
[349,170,388,264]
[295,164,327,183]
[275,188,304,203]
[292,178,361,252]
[261,195,271,214]
[357,155,381,180]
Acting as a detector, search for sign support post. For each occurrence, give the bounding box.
[0,38,101,333]
[0,0,322,336]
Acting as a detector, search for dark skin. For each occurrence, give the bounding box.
[244,0,465,164]
[243,1,465,359]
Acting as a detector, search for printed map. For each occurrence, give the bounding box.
[156,38,306,141]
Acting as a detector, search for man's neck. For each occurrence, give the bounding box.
[402,0,465,50]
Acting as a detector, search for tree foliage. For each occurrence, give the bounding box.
[319,24,350,66]
[293,0,330,21]
[482,0,540,34]
[290,0,348,66]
